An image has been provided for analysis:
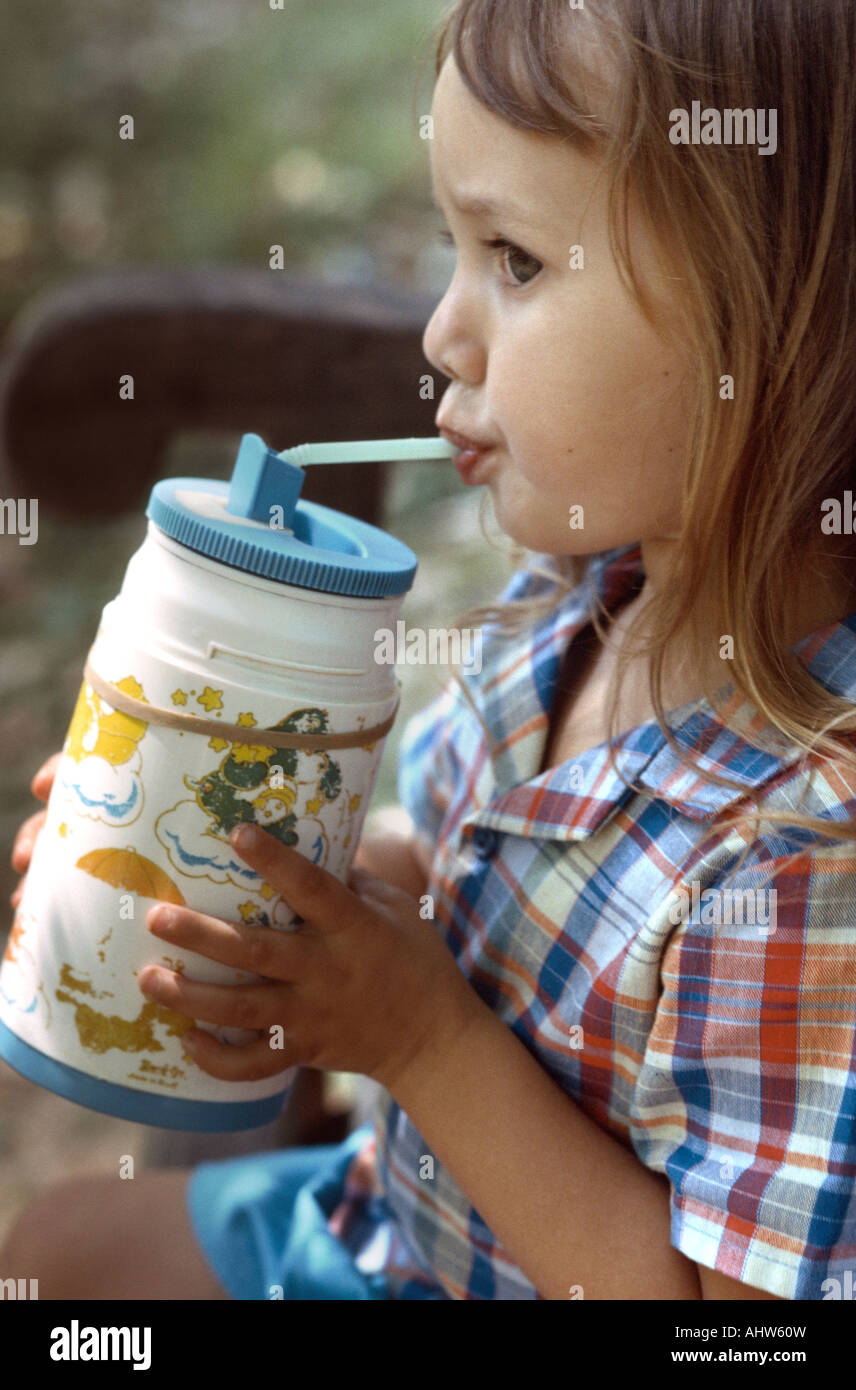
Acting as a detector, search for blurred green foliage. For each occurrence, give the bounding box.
[0,0,456,327]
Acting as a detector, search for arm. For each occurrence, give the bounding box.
[390,1002,706,1301]
[352,805,429,900]
[343,820,775,1297]
[698,1268,783,1300]
[135,820,790,1300]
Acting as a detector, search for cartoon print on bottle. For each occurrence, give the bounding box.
[52,958,195,1079]
[0,911,52,1025]
[58,675,149,827]
[154,705,360,924]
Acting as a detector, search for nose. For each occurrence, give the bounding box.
[421,279,486,388]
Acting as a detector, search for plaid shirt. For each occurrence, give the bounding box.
[326,542,856,1300]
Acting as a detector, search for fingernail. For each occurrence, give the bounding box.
[230,823,262,851]
[149,906,176,932]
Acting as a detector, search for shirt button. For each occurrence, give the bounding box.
[471,826,499,860]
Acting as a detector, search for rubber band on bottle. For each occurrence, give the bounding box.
[81,657,400,751]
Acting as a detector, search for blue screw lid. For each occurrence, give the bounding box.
[146,433,418,598]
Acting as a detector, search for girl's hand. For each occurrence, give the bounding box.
[10,753,63,910]
[138,823,484,1094]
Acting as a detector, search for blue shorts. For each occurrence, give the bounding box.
[186,1124,390,1300]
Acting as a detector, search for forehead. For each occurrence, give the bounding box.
[429,54,595,229]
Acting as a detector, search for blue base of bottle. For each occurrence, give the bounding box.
[0,1017,286,1132]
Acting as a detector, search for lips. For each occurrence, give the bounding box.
[437,425,498,454]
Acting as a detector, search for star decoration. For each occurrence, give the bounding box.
[231,742,276,764]
[197,686,223,712]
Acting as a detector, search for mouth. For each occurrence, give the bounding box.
[437,424,498,485]
[437,425,498,455]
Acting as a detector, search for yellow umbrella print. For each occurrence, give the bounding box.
[76,848,186,905]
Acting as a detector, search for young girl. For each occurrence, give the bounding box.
[5,0,856,1301]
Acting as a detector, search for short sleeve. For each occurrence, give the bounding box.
[630,842,856,1300]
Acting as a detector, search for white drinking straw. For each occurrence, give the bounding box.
[278,437,460,466]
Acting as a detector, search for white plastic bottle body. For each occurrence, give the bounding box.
[0,523,405,1130]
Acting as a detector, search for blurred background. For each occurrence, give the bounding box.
[0,0,517,1245]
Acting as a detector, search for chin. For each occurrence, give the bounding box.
[491,506,587,557]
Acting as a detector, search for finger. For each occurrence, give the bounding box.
[183,1029,298,1082]
[10,877,25,911]
[11,812,47,874]
[147,903,314,978]
[31,753,62,801]
[348,863,381,888]
[138,966,292,1032]
[346,866,410,915]
[228,824,363,931]
[347,863,406,901]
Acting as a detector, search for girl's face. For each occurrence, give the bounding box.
[424,53,695,564]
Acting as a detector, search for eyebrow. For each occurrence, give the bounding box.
[430,187,543,232]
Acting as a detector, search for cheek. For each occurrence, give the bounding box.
[485,296,691,487]
[487,345,583,462]
[487,305,634,445]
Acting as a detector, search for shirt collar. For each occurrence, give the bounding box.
[462,543,856,842]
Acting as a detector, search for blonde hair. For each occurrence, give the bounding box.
[416,0,856,903]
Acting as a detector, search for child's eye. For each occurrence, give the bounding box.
[434,228,542,288]
[483,237,542,287]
